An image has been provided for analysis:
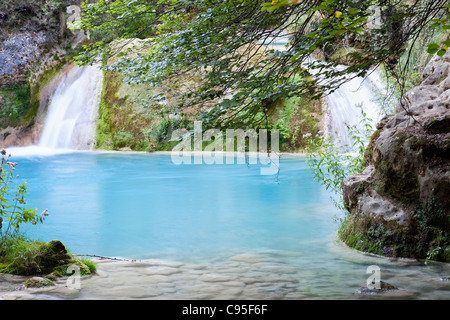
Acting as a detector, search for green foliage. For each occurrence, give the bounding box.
[147,117,193,150]
[0,235,98,276]
[269,96,321,151]
[306,112,373,212]
[426,4,450,57]
[76,0,448,130]
[76,0,159,65]
[77,257,97,275]
[113,130,134,149]
[0,152,47,242]
[0,84,33,128]
[0,236,54,275]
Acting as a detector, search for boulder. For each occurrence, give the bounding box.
[341,51,450,262]
[47,240,72,264]
[24,277,55,288]
[357,281,398,295]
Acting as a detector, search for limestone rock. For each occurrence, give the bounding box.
[357,281,398,295]
[24,277,55,288]
[342,51,450,262]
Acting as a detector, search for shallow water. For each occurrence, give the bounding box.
[2,152,449,299]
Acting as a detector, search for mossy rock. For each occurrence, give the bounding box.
[24,276,55,288]
[4,239,72,276]
[47,239,72,262]
[357,281,398,295]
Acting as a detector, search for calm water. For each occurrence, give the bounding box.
[10,151,450,299]
[17,152,336,258]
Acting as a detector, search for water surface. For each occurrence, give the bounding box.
[10,152,450,299]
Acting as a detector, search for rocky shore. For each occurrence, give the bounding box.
[341,51,450,262]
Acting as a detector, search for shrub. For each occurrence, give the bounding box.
[0,150,47,242]
[0,151,98,275]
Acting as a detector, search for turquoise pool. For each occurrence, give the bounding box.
[8,151,450,299]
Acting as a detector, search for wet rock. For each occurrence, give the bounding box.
[342,50,450,262]
[423,114,450,134]
[357,281,398,295]
[24,277,55,288]
[47,240,72,263]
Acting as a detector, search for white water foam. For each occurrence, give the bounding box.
[5,64,103,157]
[263,34,387,151]
[38,64,102,150]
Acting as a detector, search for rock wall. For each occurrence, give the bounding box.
[340,51,450,263]
[0,1,86,147]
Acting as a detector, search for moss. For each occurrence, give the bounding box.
[339,193,449,263]
[363,129,381,165]
[410,195,449,262]
[95,71,157,151]
[379,161,419,204]
[269,95,322,152]
[0,63,64,130]
[28,63,64,121]
[0,84,33,128]
[24,277,55,288]
[339,214,415,259]
[0,236,97,277]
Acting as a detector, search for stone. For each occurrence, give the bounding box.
[24,277,55,288]
[423,114,450,134]
[342,165,375,211]
[357,189,407,226]
[342,50,450,262]
[47,240,71,262]
[356,281,398,295]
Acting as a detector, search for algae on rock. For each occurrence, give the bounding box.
[340,51,450,263]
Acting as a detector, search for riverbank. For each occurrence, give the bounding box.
[4,146,310,159]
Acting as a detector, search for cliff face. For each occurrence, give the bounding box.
[0,1,84,147]
[340,51,450,262]
[0,1,71,86]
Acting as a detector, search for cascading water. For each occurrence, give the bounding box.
[38,64,103,150]
[324,68,386,150]
[261,35,387,151]
[301,58,388,151]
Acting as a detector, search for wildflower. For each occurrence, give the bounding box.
[271,0,278,6]
[335,11,343,18]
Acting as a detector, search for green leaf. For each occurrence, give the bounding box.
[427,43,440,54]
[437,49,447,57]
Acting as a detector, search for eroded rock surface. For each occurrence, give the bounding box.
[341,51,450,262]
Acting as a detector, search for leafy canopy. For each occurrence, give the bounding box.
[75,0,449,129]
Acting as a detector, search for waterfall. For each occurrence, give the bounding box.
[324,68,386,151]
[38,64,103,150]
[260,34,386,151]
[4,63,103,156]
